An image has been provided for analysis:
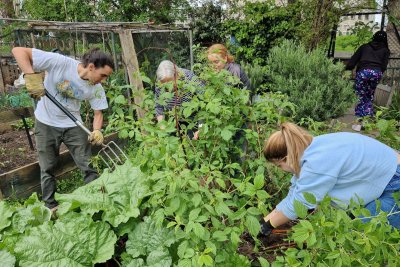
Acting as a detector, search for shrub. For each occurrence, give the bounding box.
[267,40,354,122]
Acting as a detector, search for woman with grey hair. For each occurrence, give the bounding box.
[154,60,204,139]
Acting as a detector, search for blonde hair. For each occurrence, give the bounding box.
[264,122,313,176]
[207,44,234,63]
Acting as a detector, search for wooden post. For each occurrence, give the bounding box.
[30,32,36,48]
[0,66,5,93]
[82,32,86,51]
[118,30,145,119]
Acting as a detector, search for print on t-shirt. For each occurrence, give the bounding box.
[56,80,77,99]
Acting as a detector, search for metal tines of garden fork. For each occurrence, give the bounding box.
[44,90,128,170]
[98,140,128,170]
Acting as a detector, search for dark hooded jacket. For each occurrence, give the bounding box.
[224,62,252,91]
[346,41,390,72]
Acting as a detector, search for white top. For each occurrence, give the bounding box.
[32,49,108,128]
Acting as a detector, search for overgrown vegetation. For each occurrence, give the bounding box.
[1,64,399,266]
[1,1,399,266]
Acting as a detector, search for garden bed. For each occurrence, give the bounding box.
[0,128,38,174]
[0,128,69,175]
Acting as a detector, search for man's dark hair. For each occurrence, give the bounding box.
[82,48,115,70]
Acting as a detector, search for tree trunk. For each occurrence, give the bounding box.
[307,0,336,50]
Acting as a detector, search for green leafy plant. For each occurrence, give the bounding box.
[11,118,34,130]
[224,1,303,65]
[1,62,398,266]
[267,40,355,122]
[275,194,400,266]
[0,91,32,110]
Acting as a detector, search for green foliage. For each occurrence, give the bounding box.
[224,1,303,65]
[189,2,225,45]
[22,0,95,21]
[56,163,149,227]
[11,118,34,130]
[0,250,15,267]
[56,170,84,194]
[349,21,376,47]
[336,35,359,52]
[123,217,176,266]
[15,213,116,266]
[241,62,270,95]
[376,90,400,123]
[267,40,354,121]
[276,196,400,266]
[361,111,400,150]
[0,90,32,111]
[1,61,398,266]
[22,0,190,23]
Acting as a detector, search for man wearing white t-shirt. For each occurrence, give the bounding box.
[12,47,114,210]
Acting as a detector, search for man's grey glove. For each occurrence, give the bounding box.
[24,73,45,100]
[259,218,275,237]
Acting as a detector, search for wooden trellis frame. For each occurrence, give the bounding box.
[1,19,193,119]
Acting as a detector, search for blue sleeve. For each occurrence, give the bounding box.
[276,170,337,220]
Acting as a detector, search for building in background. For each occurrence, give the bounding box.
[338,11,379,36]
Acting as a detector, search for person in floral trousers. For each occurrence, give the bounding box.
[346,31,390,131]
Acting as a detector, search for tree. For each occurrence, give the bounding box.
[22,0,95,21]
[21,0,191,23]
[189,1,225,46]
[224,1,304,64]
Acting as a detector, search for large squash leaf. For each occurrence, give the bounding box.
[11,193,51,234]
[14,212,117,266]
[56,162,152,227]
[0,201,14,234]
[123,217,176,266]
[0,249,16,267]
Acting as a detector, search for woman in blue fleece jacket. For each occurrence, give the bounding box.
[259,122,400,235]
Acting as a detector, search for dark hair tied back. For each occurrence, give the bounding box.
[82,48,114,70]
[372,31,388,45]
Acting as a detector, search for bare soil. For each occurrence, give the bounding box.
[0,129,38,174]
[0,128,67,174]
[238,222,297,264]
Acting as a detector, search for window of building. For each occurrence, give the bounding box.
[358,15,362,19]
[365,14,369,20]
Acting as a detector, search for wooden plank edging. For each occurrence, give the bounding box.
[0,107,34,124]
[0,132,124,200]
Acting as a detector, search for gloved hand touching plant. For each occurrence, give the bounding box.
[259,217,275,237]
[24,73,45,99]
[88,129,104,145]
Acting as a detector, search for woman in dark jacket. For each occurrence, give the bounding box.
[346,31,390,131]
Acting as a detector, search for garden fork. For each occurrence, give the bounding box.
[44,90,128,170]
